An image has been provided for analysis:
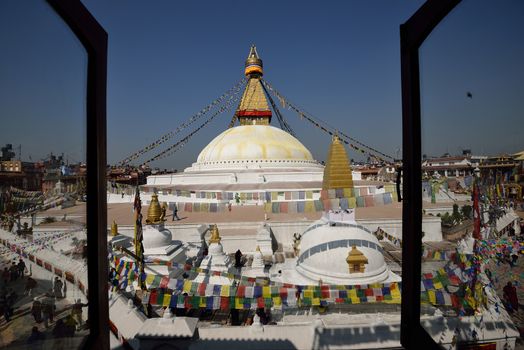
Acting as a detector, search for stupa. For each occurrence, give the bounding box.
[144,46,324,203]
[141,193,183,276]
[194,224,234,285]
[271,136,400,285]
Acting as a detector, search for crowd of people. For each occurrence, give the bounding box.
[0,256,88,347]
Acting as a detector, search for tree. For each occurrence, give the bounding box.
[461,205,472,220]
[441,212,453,227]
[452,203,462,225]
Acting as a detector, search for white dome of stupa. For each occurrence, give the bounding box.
[295,219,397,285]
[194,125,319,169]
[142,224,172,250]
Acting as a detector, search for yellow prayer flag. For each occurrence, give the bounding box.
[145,274,155,285]
[391,288,401,299]
[220,285,230,297]
[183,280,192,293]
[305,201,314,212]
[312,298,320,306]
[348,289,357,299]
[304,290,314,299]
[433,281,443,290]
[428,290,436,304]
[351,297,360,304]
[273,297,282,306]
[235,297,243,309]
[199,297,206,308]
[163,294,171,307]
[263,286,271,298]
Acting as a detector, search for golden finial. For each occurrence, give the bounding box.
[244,44,263,77]
[256,245,261,252]
[209,224,221,244]
[146,193,163,224]
[111,220,118,236]
[346,245,368,273]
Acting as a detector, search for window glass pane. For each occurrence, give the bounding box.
[0,1,89,348]
[419,1,524,347]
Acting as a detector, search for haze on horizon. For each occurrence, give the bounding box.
[0,0,523,170]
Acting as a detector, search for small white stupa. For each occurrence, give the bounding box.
[243,246,268,279]
[141,193,183,276]
[194,224,233,285]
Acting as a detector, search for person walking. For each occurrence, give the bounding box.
[71,299,88,328]
[53,277,63,299]
[172,203,180,221]
[3,289,15,322]
[52,318,67,349]
[42,293,56,328]
[31,298,43,323]
[27,326,45,348]
[25,277,37,296]
[9,262,18,282]
[503,281,519,312]
[64,314,78,337]
[2,267,9,286]
[0,291,10,323]
[17,259,26,278]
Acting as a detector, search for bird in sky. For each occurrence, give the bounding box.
[466,91,473,98]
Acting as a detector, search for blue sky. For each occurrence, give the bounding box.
[0,0,523,169]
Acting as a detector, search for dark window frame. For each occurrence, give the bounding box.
[45,0,109,348]
[400,0,461,349]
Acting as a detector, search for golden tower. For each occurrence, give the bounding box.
[111,220,118,236]
[322,135,354,190]
[346,246,368,273]
[145,193,163,224]
[235,45,272,126]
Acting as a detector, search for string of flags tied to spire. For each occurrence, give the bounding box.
[117,78,247,166]
[260,81,296,136]
[116,76,396,166]
[260,79,396,163]
[139,90,243,166]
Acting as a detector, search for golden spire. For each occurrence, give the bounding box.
[209,224,221,244]
[236,45,272,126]
[256,245,261,252]
[346,245,368,273]
[322,134,354,190]
[145,193,163,224]
[111,220,118,236]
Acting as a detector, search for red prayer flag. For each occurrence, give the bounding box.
[198,283,207,296]
[220,297,230,310]
[257,297,265,308]
[149,290,158,305]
